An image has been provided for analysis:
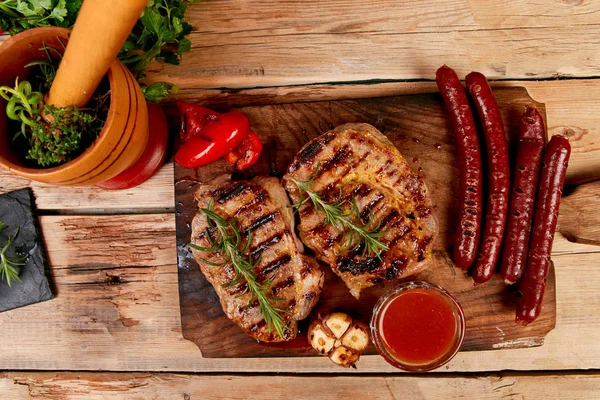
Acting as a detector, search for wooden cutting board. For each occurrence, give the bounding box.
[175,87,557,358]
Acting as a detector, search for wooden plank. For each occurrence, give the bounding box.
[0,214,596,372]
[0,162,175,212]
[1,371,599,399]
[141,0,600,88]
[0,80,598,211]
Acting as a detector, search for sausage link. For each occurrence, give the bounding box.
[436,65,483,270]
[516,135,570,325]
[501,107,546,285]
[465,72,510,284]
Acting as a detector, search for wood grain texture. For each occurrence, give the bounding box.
[0,163,175,212]
[141,0,600,88]
[0,214,595,372]
[176,87,556,358]
[1,372,600,400]
[558,181,600,246]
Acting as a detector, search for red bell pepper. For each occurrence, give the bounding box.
[174,101,263,170]
[174,109,250,169]
[224,131,263,171]
[178,101,220,142]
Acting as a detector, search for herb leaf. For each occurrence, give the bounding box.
[189,199,290,340]
[141,81,179,103]
[0,221,26,287]
[290,168,389,259]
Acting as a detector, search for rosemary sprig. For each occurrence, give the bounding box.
[0,221,26,287]
[290,169,389,259]
[189,199,289,339]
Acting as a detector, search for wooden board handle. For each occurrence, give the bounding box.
[46,0,148,108]
[558,180,600,246]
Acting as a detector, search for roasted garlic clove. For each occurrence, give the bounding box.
[308,312,370,368]
[308,321,336,355]
[341,321,370,352]
[329,346,360,368]
[324,312,353,339]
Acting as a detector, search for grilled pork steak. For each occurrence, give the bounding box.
[191,175,324,342]
[282,123,437,299]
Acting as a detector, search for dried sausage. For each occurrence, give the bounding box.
[436,65,483,270]
[501,107,546,285]
[516,135,570,325]
[465,72,510,284]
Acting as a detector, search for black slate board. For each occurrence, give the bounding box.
[0,188,54,312]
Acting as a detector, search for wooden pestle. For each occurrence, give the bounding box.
[46,0,148,108]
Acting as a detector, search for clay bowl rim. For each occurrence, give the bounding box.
[0,26,120,178]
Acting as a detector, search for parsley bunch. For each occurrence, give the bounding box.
[0,0,81,34]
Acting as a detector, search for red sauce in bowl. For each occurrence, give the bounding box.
[371,282,465,371]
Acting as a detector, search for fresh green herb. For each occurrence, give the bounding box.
[290,168,389,258]
[189,199,289,339]
[0,0,80,35]
[0,78,44,138]
[0,221,26,287]
[27,103,101,166]
[24,42,66,93]
[0,38,108,167]
[0,0,199,102]
[141,81,179,103]
[0,74,106,167]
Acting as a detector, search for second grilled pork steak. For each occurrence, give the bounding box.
[282,123,437,299]
[190,175,324,342]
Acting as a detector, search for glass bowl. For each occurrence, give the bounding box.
[370,281,466,371]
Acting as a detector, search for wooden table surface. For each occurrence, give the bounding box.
[1,1,600,398]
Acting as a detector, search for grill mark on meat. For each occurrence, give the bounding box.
[386,256,407,280]
[250,233,283,258]
[317,163,353,195]
[336,255,383,275]
[214,182,249,204]
[245,293,295,316]
[322,182,373,205]
[359,194,385,222]
[236,191,268,215]
[299,265,313,279]
[417,235,433,262]
[228,282,248,296]
[288,132,338,172]
[196,226,216,240]
[287,299,297,311]
[249,319,267,333]
[256,254,292,282]
[323,231,343,250]
[320,145,353,173]
[377,209,401,231]
[299,204,314,219]
[244,212,277,232]
[272,276,294,294]
[386,225,411,247]
[304,291,317,301]
[298,142,324,164]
